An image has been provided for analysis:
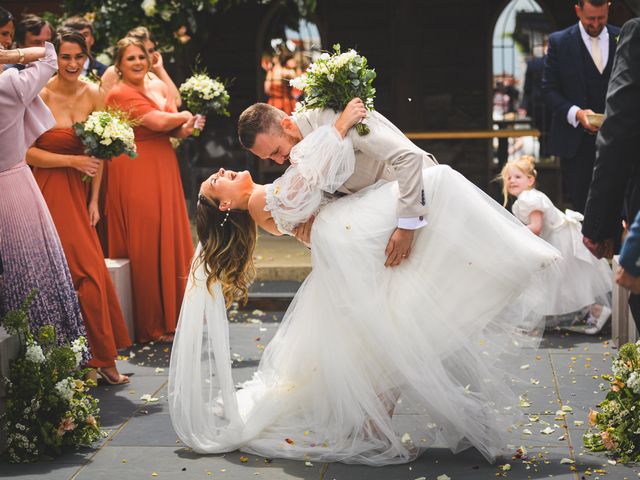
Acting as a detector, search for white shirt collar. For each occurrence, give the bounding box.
[578,21,608,41]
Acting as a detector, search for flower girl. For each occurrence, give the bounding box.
[500,156,612,334]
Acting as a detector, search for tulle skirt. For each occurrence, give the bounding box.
[169,165,561,465]
[539,221,611,315]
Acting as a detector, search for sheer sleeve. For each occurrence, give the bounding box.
[264,125,355,234]
[512,189,550,223]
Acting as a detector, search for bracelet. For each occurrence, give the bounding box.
[16,48,24,64]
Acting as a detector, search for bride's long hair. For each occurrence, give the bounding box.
[195,194,257,307]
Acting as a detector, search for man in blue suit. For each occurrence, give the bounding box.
[542,0,619,213]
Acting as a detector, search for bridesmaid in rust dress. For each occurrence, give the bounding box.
[105,37,201,344]
[27,30,131,384]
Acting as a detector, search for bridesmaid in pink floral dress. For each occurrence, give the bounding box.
[0,41,86,349]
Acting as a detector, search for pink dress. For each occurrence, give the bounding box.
[0,42,86,350]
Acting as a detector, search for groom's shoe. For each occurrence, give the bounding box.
[585,306,612,335]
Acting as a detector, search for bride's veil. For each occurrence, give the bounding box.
[168,244,246,452]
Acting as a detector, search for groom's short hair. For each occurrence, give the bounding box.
[238,103,286,149]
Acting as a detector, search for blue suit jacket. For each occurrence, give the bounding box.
[542,23,620,158]
[620,211,640,276]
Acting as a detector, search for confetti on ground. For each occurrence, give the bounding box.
[520,364,530,370]
[240,456,249,463]
[140,394,159,402]
[540,427,555,435]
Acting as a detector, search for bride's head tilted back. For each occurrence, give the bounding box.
[195,192,257,307]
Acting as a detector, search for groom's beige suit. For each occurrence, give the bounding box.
[293,109,436,222]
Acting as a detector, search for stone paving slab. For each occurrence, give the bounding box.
[4,322,640,479]
[72,446,326,480]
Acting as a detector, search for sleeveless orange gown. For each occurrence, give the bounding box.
[33,128,132,367]
[106,84,194,343]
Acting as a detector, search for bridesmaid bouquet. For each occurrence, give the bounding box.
[179,72,230,137]
[583,341,640,462]
[290,44,376,135]
[73,109,137,181]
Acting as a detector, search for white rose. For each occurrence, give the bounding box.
[141,0,157,16]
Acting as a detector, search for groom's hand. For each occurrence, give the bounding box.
[293,216,315,245]
[385,228,414,267]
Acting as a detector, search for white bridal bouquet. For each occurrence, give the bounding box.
[179,72,230,137]
[290,44,376,135]
[73,109,137,181]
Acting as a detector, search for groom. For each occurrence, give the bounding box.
[237,99,437,267]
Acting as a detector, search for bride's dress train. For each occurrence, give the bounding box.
[169,128,560,466]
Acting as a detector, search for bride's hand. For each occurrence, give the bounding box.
[334,98,367,138]
[293,215,315,245]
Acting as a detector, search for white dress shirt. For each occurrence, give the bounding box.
[567,22,610,127]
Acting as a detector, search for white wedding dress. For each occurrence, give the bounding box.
[169,126,561,466]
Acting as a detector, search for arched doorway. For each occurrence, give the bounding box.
[492,0,552,162]
[490,0,559,204]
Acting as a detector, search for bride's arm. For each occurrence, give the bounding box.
[248,188,284,236]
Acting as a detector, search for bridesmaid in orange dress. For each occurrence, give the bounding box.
[105,37,201,343]
[26,30,132,384]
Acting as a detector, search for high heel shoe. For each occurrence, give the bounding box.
[585,305,612,335]
[96,367,130,385]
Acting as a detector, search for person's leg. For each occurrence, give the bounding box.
[628,294,640,333]
[563,136,596,214]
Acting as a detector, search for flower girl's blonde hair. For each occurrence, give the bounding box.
[499,155,537,207]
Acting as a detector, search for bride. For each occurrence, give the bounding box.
[169,115,560,466]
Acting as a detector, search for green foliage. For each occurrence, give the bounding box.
[1,295,103,463]
[583,341,640,462]
[59,0,317,57]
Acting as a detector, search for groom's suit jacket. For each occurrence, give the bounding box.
[583,18,640,242]
[293,109,436,220]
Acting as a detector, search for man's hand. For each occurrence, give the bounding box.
[384,228,414,267]
[583,236,615,259]
[293,215,315,245]
[616,266,640,294]
[333,97,367,138]
[576,108,599,134]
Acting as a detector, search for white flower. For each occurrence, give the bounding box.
[160,8,172,21]
[71,337,88,367]
[326,73,335,83]
[25,344,45,363]
[141,0,157,16]
[55,378,75,403]
[289,74,307,90]
[627,371,640,394]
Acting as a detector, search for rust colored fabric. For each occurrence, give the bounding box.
[267,80,297,115]
[105,83,194,343]
[33,128,131,367]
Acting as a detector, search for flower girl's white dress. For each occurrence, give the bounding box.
[512,188,611,315]
[169,127,560,466]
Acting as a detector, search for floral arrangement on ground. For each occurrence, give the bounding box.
[1,291,104,463]
[584,340,640,462]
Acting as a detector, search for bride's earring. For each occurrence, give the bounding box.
[220,204,231,227]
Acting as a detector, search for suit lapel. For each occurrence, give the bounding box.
[569,24,588,97]
[607,26,617,68]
